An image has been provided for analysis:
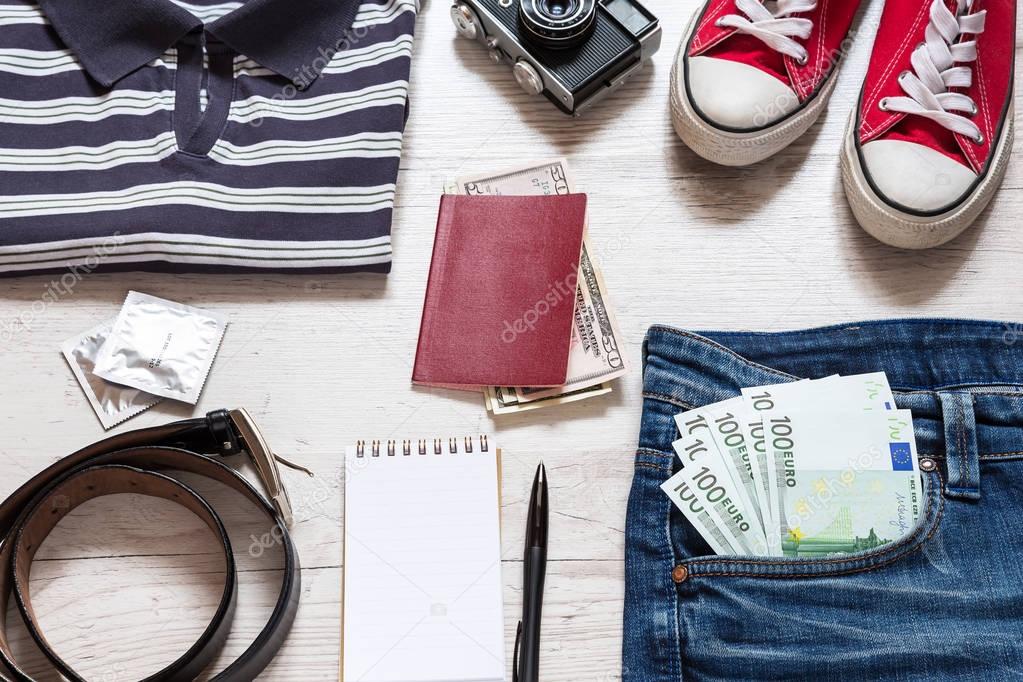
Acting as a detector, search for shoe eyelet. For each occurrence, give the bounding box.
[898,70,911,81]
[968,102,978,117]
[879,97,890,111]
[973,133,984,145]
[796,53,808,66]
[714,17,725,27]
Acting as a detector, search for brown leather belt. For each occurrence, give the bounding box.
[0,409,302,681]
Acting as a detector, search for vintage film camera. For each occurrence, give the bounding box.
[451,0,661,115]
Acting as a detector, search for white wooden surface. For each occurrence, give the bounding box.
[2,0,1022,679]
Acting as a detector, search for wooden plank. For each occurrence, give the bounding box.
[1,0,1021,678]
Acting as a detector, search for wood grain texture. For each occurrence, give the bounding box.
[1,0,1022,679]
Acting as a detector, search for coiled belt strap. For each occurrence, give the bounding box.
[0,414,300,681]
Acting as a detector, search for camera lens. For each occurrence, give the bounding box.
[519,0,596,50]
[538,0,576,18]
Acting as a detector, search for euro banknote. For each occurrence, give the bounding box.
[661,372,922,558]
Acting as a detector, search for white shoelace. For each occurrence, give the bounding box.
[880,0,987,143]
[716,0,818,65]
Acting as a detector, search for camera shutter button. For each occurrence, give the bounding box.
[513,60,543,96]
[450,3,482,41]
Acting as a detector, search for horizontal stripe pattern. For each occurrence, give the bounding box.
[0,0,416,274]
[168,0,243,22]
[234,35,413,78]
[0,132,178,171]
[0,232,392,272]
[0,48,79,75]
[229,80,408,122]
[0,4,47,26]
[207,131,403,166]
[0,48,176,76]
[0,90,175,124]
[0,181,397,217]
[322,35,413,74]
[352,0,416,28]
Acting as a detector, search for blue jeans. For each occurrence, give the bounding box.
[624,321,1023,682]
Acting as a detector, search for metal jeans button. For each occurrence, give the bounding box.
[672,564,689,584]
[920,458,937,472]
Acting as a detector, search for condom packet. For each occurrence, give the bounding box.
[93,291,228,405]
[62,318,163,429]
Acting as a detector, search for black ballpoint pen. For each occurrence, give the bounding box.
[515,461,548,682]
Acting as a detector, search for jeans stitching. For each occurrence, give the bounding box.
[644,393,1023,460]
[684,470,945,577]
[665,472,683,682]
[645,327,1023,397]
[919,451,1021,460]
[958,397,968,491]
[647,327,796,381]
[643,391,696,410]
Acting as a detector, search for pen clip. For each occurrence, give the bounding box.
[512,620,522,682]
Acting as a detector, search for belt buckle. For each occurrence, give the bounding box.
[228,407,295,527]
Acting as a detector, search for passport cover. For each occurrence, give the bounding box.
[413,194,588,390]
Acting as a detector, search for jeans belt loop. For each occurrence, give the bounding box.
[938,391,981,501]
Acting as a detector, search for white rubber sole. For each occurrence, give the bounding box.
[841,105,1014,249]
[669,7,840,167]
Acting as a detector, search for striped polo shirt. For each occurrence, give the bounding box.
[0,0,415,275]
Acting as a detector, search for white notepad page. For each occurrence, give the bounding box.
[342,442,506,682]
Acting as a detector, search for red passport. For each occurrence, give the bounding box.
[413,194,588,390]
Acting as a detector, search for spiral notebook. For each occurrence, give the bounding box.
[342,436,505,682]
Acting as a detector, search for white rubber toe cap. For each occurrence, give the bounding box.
[860,139,978,213]
[685,56,799,130]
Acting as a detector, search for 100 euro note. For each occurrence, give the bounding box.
[661,373,920,559]
[763,408,922,558]
[740,373,897,554]
[445,159,628,413]
[671,404,769,555]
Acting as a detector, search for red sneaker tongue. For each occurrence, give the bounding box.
[700,32,791,87]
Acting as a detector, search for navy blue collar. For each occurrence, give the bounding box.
[38,0,363,88]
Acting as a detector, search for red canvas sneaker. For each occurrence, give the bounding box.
[843,0,1014,249]
[670,0,863,166]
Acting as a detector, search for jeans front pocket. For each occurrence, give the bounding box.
[679,469,945,580]
[670,470,968,682]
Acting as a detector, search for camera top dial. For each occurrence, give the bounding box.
[518,0,597,50]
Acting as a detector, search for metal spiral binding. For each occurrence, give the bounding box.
[355,436,490,457]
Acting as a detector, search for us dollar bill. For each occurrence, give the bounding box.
[445,159,628,412]
[484,382,612,415]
